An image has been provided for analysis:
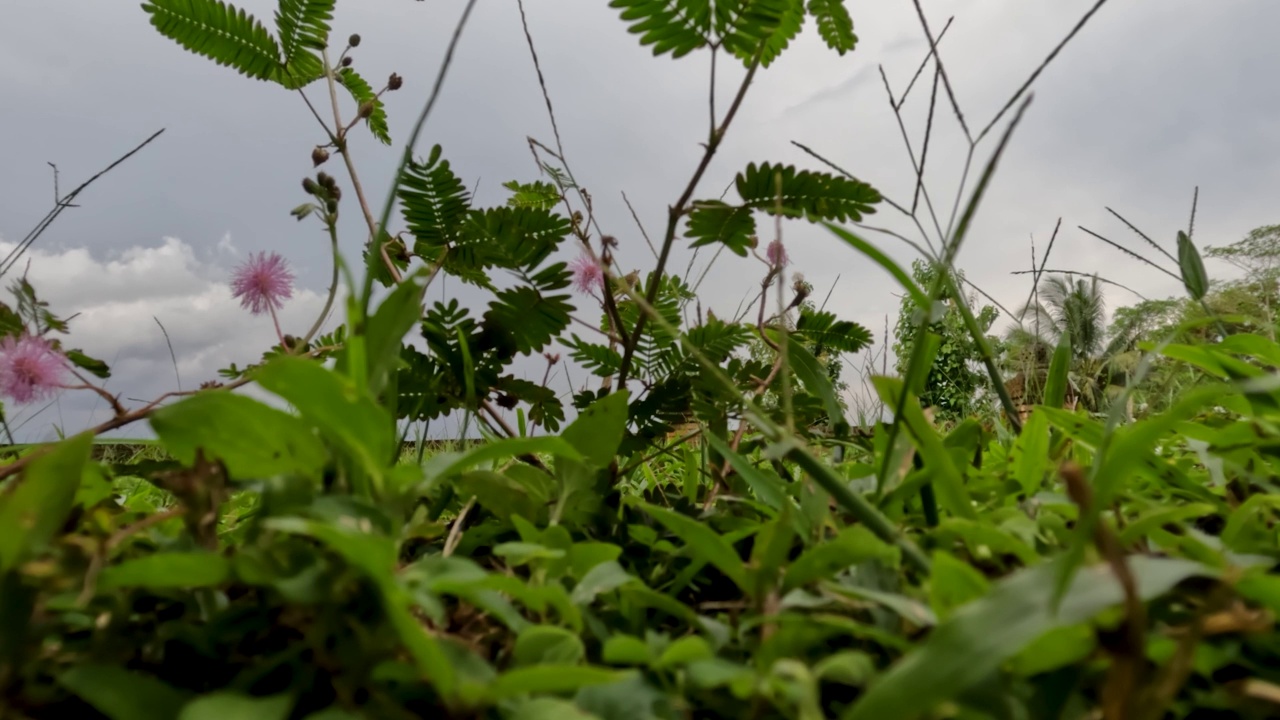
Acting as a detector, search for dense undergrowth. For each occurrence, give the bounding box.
[3,1,1280,719]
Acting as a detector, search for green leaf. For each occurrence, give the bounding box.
[59,665,191,720]
[64,348,111,379]
[784,525,899,592]
[142,0,283,83]
[636,502,748,592]
[560,390,629,469]
[1043,333,1071,409]
[703,433,787,511]
[1009,409,1050,496]
[685,200,757,256]
[602,635,650,666]
[180,692,293,720]
[100,552,231,591]
[778,331,847,433]
[508,698,602,720]
[1176,229,1209,300]
[807,0,857,53]
[424,436,584,482]
[149,391,328,480]
[843,556,1216,720]
[273,0,332,85]
[514,626,586,666]
[487,666,627,701]
[363,267,429,394]
[608,0,711,59]
[571,561,637,604]
[927,551,990,620]
[253,356,394,481]
[0,432,92,573]
[737,162,880,222]
[871,377,976,520]
[337,67,391,144]
[655,635,713,669]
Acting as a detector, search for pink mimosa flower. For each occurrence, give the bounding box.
[0,334,69,404]
[569,254,603,294]
[766,240,789,268]
[231,251,295,315]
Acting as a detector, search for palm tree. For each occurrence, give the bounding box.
[1003,274,1128,412]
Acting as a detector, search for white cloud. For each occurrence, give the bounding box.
[0,236,329,442]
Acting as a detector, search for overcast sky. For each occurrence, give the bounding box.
[2,0,1278,442]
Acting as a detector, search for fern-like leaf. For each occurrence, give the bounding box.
[503,180,562,211]
[398,145,476,277]
[807,0,857,54]
[795,308,872,353]
[736,162,881,222]
[142,0,282,82]
[338,67,391,144]
[481,286,573,357]
[609,0,712,59]
[685,200,757,256]
[720,0,803,68]
[565,335,622,377]
[273,0,332,87]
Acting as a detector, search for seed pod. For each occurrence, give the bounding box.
[311,147,330,167]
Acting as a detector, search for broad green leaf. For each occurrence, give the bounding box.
[509,698,602,720]
[703,432,787,511]
[513,626,585,666]
[424,436,583,482]
[363,267,429,394]
[560,390,629,469]
[636,502,748,592]
[179,692,293,720]
[654,635,712,669]
[927,551,990,620]
[59,664,190,720]
[100,552,231,591]
[0,431,92,573]
[778,331,848,433]
[871,377,976,520]
[783,525,900,592]
[266,517,455,699]
[1009,409,1050,496]
[1043,334,1071,410]
[843,556,1216,720]
[1176,229,1209,300]
[487,666,627,701]
[253,356,394,478]
[149,391,327,480]
[602,635,650,666]
[571,561,636,604]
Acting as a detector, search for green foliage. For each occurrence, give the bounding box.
[892,259,1000,422]
[14,3,1280,719]
[686,162,881,256]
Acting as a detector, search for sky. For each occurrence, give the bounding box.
[2,0,1278,442]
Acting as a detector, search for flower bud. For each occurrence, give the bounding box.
[341,56,353,68]
[358,100,375,119]
[317,172,336,190]
[302,177,319,195]
[387,73,403,91]
[311,147,330,167]
[348,33,361,47]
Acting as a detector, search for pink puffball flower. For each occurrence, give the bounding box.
[765,239,789,268]
[0,333,69,405]
[231,251,295,315]
[569,254,604,294]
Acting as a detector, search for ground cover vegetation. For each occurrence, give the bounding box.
[2,1,1280,718]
